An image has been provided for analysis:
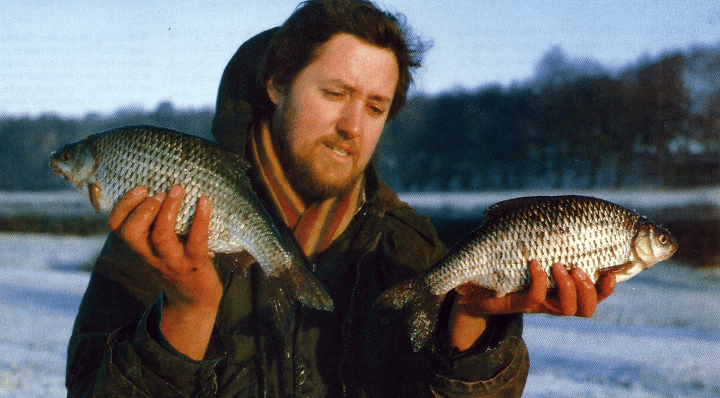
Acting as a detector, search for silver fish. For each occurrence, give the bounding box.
[50,125,334,327]
[377,195,677,351]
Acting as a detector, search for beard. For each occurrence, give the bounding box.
[271,116,364,203]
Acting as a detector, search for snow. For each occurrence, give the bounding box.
[523,263,720,397]
[1,232,719,397]
[399,186,720,219]
[0,192,95,218]
[8,187,720,221]
[0,257,92,397]
[0,233,106,271]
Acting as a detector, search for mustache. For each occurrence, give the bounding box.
[322,136,358,155]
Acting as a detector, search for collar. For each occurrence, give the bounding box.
[247,122,366,261]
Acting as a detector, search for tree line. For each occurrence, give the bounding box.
[0,103,215,191]
[3,45,719,192]
[378,46,720,191]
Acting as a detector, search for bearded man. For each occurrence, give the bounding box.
[66,1,615,396]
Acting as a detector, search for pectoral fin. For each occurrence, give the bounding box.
[88,182,102,213]
[596,262,635,280]
[455,283,497,303]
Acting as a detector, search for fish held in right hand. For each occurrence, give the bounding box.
[377,195,677,352]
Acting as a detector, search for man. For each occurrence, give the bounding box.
[66,0,615,396]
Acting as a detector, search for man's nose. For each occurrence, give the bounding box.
[337,101,363,139]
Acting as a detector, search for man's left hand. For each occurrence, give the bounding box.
[447,260,616,350]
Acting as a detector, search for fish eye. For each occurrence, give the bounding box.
[61,152,71,161]
[658,234,668,245]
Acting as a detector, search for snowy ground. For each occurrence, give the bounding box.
[523,263,720,398]
[1,232,719,397]
[0,233,103,397]
[400,186,720,219]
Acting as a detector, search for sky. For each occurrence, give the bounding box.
[2,0,719,117]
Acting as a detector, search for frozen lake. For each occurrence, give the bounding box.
[0,232,719,397]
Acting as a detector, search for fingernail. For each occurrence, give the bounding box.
[131,186,147,196]
[575,268,595,288]
[575,267,587,278]
[169,185,182,198]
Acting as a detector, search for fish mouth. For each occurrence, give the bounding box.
[49,157,68,180]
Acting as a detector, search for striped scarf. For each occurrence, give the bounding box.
[248,122,365,261]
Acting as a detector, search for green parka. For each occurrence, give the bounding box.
[66,168,529,397]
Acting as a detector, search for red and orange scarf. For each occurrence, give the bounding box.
[248,122,365,261]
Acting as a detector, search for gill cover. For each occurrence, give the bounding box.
[49,138,99,190]
[631,221,678,275]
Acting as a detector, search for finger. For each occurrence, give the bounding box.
[596,274,616,302]
[118,192,166,258]
[151,185,185,260]
[186,196,212,259]
[470,261,547,315]
[524,260,548,310]
[572,267,598,317]
[108,186,148,232]
[552,263,577,316]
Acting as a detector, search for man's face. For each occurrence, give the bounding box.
[267,33,399,202]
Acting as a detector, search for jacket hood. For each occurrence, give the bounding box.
[211,28,437,247]
[212,28,279,155]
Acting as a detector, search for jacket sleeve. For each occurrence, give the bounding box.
[426,310,529,398]
[66,234,221,397]
[419,262,530,397]
[90,299,222,398]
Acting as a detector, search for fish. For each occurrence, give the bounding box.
[49,125,334,328]
[376,195,677,351]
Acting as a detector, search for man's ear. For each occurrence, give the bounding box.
[266,76,284,107]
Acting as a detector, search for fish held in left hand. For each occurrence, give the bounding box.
[49,125,334,329]
[376,195,678,352]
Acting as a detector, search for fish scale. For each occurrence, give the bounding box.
[377,195,677,352]
[50,125,334,331]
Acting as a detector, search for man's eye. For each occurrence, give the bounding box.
[323,89,343,98]
[369,105,386,116]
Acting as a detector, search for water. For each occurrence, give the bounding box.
[0,232,718,397]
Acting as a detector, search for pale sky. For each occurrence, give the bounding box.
[2,0,719,117]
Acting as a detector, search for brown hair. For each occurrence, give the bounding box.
[211,0,426,153]
[260,0,425,118]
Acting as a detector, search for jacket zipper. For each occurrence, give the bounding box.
[338,211,383,397]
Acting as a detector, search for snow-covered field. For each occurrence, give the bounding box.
[524,264,720,398]
[0,233,104,397]
[400,186,720,219]
[1,232,718,397]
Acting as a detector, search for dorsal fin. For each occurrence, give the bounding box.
[232,160,253,187]
[483,195,609,223]
[484,196,553,221]
[223,150,251,172]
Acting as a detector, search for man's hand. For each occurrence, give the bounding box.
[108,185,223,360]
[448,260,616,351]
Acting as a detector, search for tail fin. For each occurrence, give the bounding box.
[221,250,334,334]
[376,275,444,352]
[281,259,335,312]
[265,257,334,330]
[265,276,294,335]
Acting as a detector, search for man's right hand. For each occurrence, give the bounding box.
[108,185,223,361]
